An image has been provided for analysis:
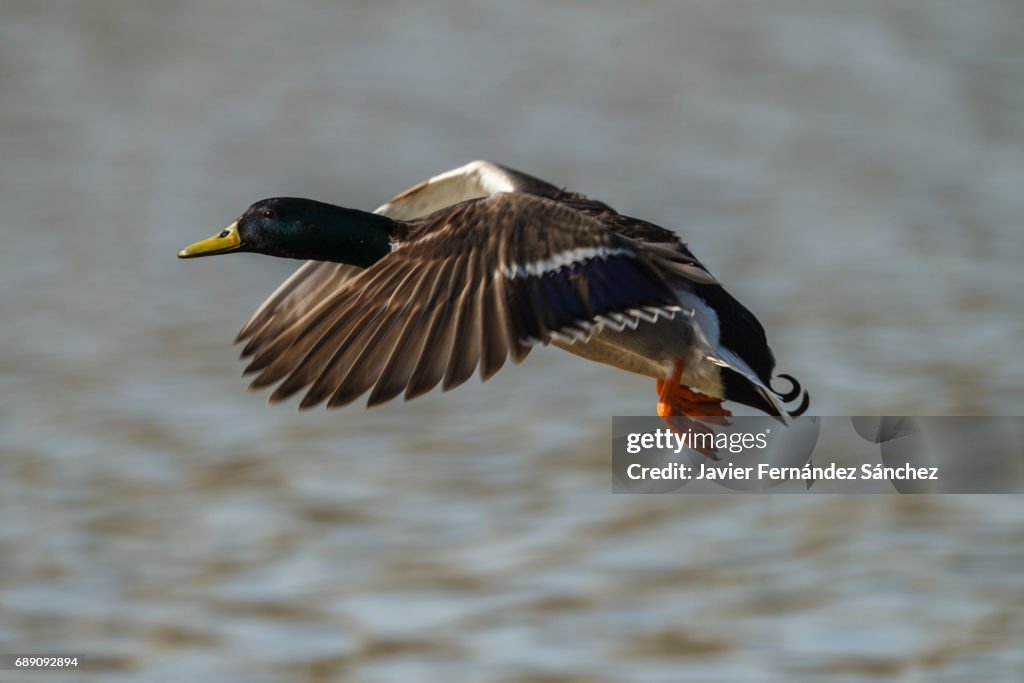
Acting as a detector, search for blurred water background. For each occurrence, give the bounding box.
[1,1,1023,680]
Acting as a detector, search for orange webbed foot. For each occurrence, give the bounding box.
[656,361,732,421]
[655,359,731,459]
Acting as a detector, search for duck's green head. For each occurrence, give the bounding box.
[178,197,397,267]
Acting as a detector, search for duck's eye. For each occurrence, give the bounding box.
[262,208,277,219]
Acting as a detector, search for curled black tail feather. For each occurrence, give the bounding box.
[771,373,810,417]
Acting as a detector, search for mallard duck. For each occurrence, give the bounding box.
[179,160,808,422]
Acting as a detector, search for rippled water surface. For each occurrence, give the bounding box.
[1,1,1023,680]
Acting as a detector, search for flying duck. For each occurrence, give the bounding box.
[179,160,808,425]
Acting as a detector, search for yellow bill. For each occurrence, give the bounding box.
[178,221,242,258]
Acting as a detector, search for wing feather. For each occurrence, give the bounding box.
[246,262,394,384]
[441,246,483,391]
[279,264,424,407]
[238,262,364,359]
[365,260,451,406]
[403,251,469,400]
[477,267,507,381]
[325,265,439,408]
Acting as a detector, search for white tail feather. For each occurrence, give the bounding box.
[705,346,790,421]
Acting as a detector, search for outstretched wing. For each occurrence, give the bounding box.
[243,193,685,410]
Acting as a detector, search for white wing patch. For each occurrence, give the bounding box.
[500,246,633,279]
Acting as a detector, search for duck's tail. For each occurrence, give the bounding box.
[707,347,810,422]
